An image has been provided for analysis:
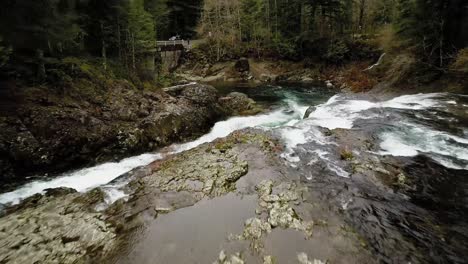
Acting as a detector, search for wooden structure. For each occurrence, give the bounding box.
[156,40,191,52]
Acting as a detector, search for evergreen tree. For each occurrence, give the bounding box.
[0,36,11,68]
[128,0,156,51]
[167,0,203,38]
[146,0,170,39]
[372,0,397,25]
[0,0,82,56]
[127,0,156,69]
[396,0,467,67]
[80,0,124,57]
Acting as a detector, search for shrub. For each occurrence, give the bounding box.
[346,40,381,61]
[323,39,349,64]
[0,51,9,68]
[340,148,354,160]
[46,68,72,85]
[340,62,378,92]
[0,36,12,68]
[450,48,468,74]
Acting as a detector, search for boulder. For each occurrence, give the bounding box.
[303,106,316,119]
[0,190,115,264]
[219,92,261,116]
[44,187,77,197]
[181,83,219,105]
[259,74,278,83]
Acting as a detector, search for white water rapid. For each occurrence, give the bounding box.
[1,91,467,206]
[0,99,306,205]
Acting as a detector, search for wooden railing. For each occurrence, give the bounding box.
[156,40,191,48]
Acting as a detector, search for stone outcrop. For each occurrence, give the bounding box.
[0,132,263,264]
[0,130,374,263]
[0,188,114,264]
[219,92,263,116]
[303,106,316,119]
[104,133,256,237]
[0,81,254,188]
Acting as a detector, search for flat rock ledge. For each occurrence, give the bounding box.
[0,129,373,263]
[0,131,277,264]
[0,188,115,264]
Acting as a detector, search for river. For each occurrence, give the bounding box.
[0,84,333,205]
[0,84,467,262]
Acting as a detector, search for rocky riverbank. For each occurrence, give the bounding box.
[0,80,259,189]
[175,51,380,92]
[0,130,373,264]
[1,90,467,263]
[175,51,467,95]
[176,57,335,86]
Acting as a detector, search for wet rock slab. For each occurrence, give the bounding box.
[117,193,256,264]
[0,188,115,263]
[106,130,373,264]
[0,130,374,264]
[0,82,257,189]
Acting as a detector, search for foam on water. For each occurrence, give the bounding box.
[279,126,308,164]
[282,92,467,172]
[305,92,468,170]
[379,133,419,157]
[173,109,296,153]
[379,122,468,170]
[307,97,375,129]
[1,91,466,205]
[305,93,444,129]
[381,93,443,109]
[0,153,161,205]
[277,117,344,175]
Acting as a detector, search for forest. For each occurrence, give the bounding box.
[0,0,467,86]
[0,0,202,84]
[199,0,467,64]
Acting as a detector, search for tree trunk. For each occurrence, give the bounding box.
[439,19,444,67]
[266,0,271,39]
[117,16,122,62]
[237,5,242,41]
[47,39,53,55]
[358,0,366,33]
[124,29,129,70]
[36,49,46,82]
[131,32,136,70]
[215,1,221,61]
[101,22,107,71]
[274,0,278,38]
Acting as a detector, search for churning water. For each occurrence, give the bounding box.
[0,85,332,205]
[1,87,467,205]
